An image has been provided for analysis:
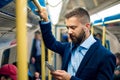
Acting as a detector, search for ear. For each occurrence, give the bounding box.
[83,23,91,34]
[85,23,91,30]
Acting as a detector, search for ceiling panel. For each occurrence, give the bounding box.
[0,12,15,28]
[58,0,120,25]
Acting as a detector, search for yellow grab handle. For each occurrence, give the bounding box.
[32,0,42,11]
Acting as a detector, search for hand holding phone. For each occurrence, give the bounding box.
[45,61,55,71]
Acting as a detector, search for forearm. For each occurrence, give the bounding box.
[39,21,65,54]
[39,21,56,49]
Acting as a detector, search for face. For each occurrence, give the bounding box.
[0,76,12,80]
[116,58,120,65]
[96,34,102,40]
[35,33,41,40]
[34,72,40,79]
[65,16,90,45]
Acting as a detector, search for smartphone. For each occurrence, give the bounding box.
[45,61,55,71]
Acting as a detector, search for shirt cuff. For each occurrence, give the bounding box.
[40,21,50,24]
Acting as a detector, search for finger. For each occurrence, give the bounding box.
[52,75,62,80]
[56,70,65,72]
[51,71,62,76]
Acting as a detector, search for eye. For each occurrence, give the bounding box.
[66,26,76,30]
[70,26,76,29]
[66,26,69,29]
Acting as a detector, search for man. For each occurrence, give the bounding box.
[95,33,110,50]
[33,72,41,80]
[31,31,41,75]
[38,7,116,80]
[95,33,102,40]
[114,52,120,80]
[0,64,17,80]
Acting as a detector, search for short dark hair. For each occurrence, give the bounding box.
[0,74,10,79]
[35,30,41,34]
[65,7,90,25]
[95,33,102,39]
[115,52,120,60]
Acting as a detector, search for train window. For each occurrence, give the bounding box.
[1,47,17,66]
[1,49,10,66]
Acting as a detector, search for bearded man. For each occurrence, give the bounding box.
[38,7,116,80]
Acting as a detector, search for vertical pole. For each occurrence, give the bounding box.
[16,0,28,80]
[32,0,46,79]
[91,25,94,35]
[102,20,106,46]
[41,40,46,80]
[48,49,52,80]
[102,26,106,46]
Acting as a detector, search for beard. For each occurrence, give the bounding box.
[69,29,86,45]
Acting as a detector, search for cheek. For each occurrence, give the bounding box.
[116,59,119,64]
[75,28,84,35]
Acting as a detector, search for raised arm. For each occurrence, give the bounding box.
[38,7,68,55]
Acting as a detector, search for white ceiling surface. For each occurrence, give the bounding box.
[0,0,120,31]
[46,0,63,25]
[90,4,120,22]
[46,0,120,25]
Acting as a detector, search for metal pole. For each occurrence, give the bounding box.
[48,49,52,80]
[91,25,94,35]
[32,1,46,79]
[32,0,42,11]
[102,26,106,46]
[41,39,46,80]
[16,0,28,80]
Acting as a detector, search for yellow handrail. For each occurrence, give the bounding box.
[93,19,120,26]
[91,25,94,35]
[48,49,52,80]
[102,26,106,46]
[41,39,46,80]
[32,0,46,79]
[32,0,42,11]
[104,19,120,24]
[16,0,28,80]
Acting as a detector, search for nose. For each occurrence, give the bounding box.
[68,29,72,34]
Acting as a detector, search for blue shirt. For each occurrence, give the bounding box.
[36,39,41,56]
[67,34,96,76]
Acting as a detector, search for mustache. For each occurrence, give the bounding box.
[69,34,75,40]
[70,34,73,38]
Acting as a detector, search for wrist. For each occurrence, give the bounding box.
[65,74,71,80]
[41,17,49,22]
[44,18,49,22]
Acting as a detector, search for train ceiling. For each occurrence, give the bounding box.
[0,0,40,38]
[0,0,120,29]
[58,0,120,24]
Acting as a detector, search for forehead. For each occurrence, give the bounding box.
[65,16,80,25]
[35,33,40,36]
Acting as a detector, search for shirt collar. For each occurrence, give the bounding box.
[80,34,96,50]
